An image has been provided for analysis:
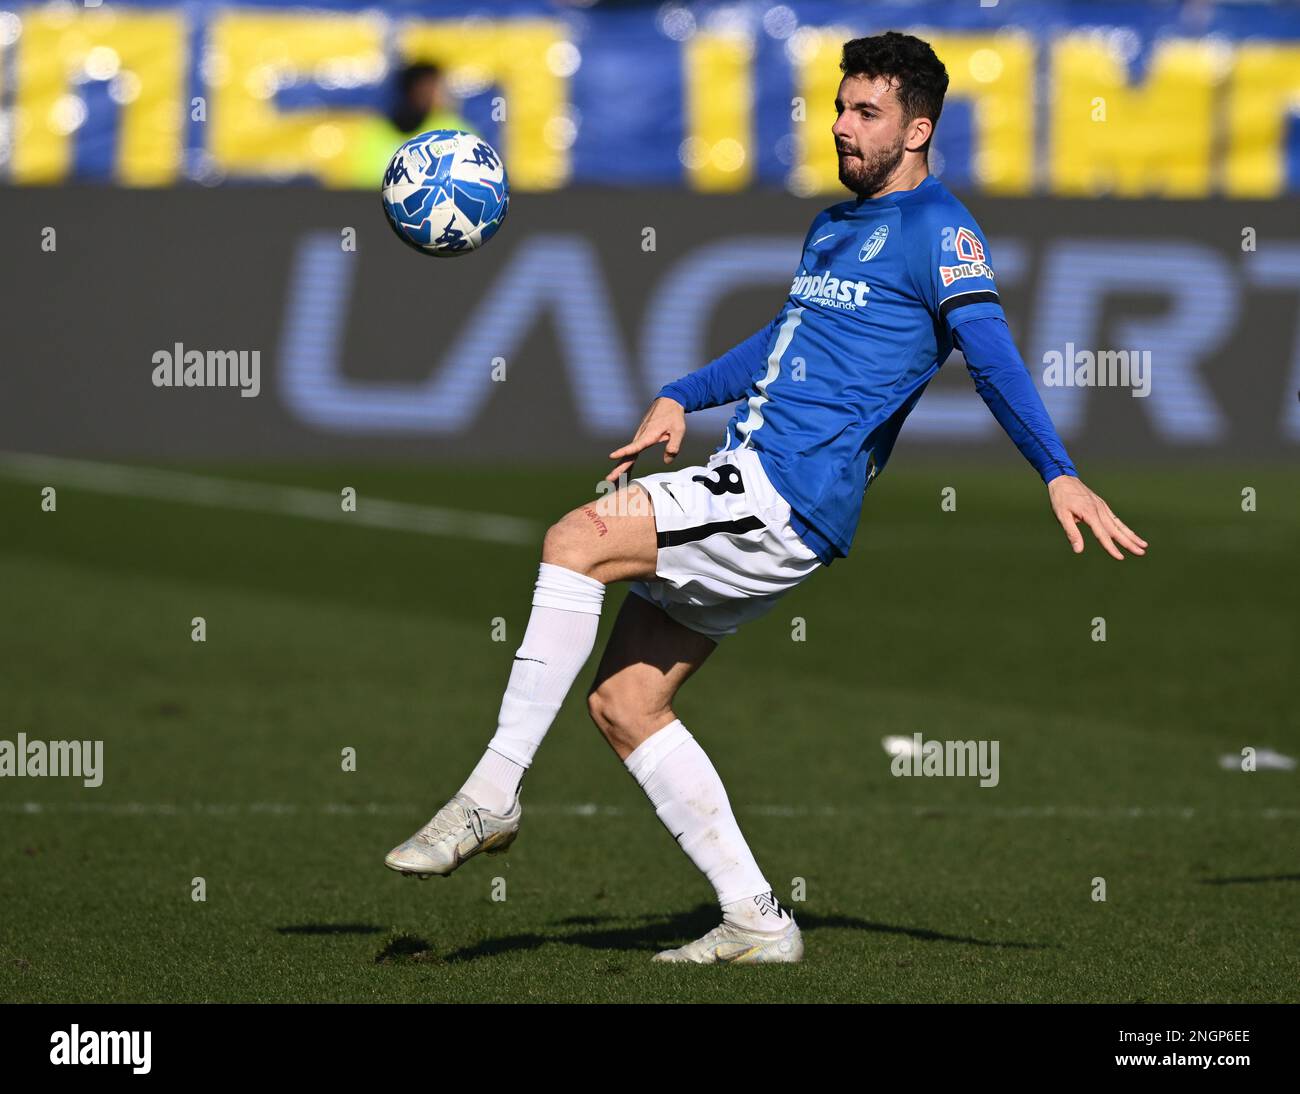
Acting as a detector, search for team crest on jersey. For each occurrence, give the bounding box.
[858,224,888,262]
[939,226,995,287]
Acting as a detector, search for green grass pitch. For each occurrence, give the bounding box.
[0,461,1295,1002]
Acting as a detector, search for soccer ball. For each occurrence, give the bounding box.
[380,129,509,257]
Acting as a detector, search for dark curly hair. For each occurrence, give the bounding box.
[840,32,949,152]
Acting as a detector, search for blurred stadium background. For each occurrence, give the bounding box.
[4,0,1300,460]
[1,0,1296,1004]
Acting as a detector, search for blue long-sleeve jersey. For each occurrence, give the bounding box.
[656,174,1077,566]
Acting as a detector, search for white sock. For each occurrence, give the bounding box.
[459,563,605,813]
[623,719,793,932]
[460,748,527,814]
[720,890,795,933]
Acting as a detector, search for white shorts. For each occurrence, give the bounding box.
[627,444,821,640]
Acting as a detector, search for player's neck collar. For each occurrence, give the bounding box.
[854,172,936,208]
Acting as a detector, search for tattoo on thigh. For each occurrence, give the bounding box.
[580,506,609,536]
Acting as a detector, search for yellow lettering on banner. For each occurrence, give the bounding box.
[1225,44,1300,198]
[788,26,853,194]
[13,8,185,186]
[1050,36,1215,197]
[684,31,754,191]
[399,20,569,190]
[209,12,385,186]
[923,34,1034,195]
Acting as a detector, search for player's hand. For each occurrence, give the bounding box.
[605,397,686,483]
[1047,475,1148,560]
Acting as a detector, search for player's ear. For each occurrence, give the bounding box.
[905,116,933,154]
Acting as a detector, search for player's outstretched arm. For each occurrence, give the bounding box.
[951,315,1149,561]
[606,397,686,483]
[1047,474,1147,560]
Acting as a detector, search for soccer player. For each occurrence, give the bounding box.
[384,31,1147,963]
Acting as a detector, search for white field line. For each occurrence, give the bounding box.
[3,453,1285,555]
[0,451,539,547]
[2,801,1296,820]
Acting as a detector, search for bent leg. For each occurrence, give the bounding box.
[586,591,717,760]
[456,483,660,813]
[587,594,794,931]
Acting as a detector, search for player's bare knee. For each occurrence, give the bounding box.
[540,518,569,567]
[541,509,593,573]
[587,679,668,752]
[586,682,639,742]
[585,685,615,737]
[541,504,613,576]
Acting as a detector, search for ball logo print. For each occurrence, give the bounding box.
[380,129,510,257]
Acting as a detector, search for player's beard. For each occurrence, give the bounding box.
[837,129,908,198]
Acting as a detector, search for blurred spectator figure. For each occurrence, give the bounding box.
[352,61,470,187]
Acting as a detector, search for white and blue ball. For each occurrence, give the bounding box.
[381,129,509,257]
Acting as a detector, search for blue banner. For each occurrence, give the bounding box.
[3,0,1299,195]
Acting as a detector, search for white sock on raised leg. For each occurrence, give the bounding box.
[459,562,605,813]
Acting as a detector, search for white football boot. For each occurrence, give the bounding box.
[384,791,521,878]
[651,918,803,964]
